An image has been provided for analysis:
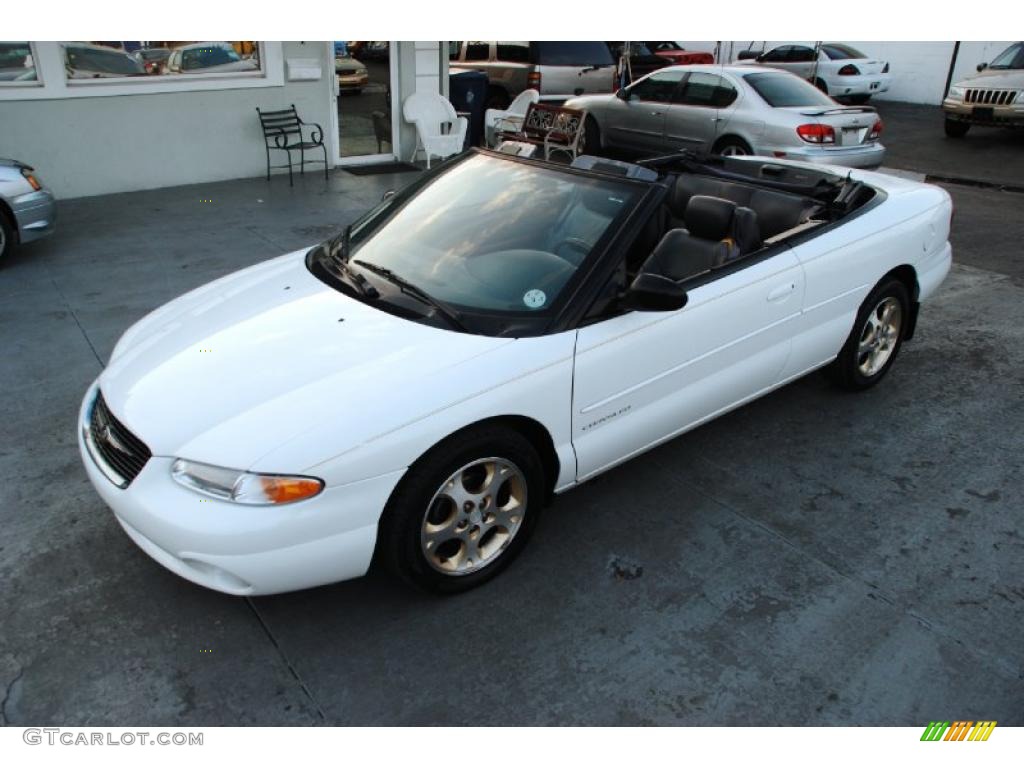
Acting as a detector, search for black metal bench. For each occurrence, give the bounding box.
[256,104,328,186]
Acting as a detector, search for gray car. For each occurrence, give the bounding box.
[567,64,885,169]
[0,159,56,262]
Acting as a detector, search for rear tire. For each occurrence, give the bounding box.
[825,278,910,391]
[944,117,970,138]
[712,136,753,157]
[377,424,546,594]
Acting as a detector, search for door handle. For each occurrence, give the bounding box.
[767,282,796,303]
[650,111,663,116]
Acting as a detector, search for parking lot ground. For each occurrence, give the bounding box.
[1,159,1023,725]
[874,100,1024,188]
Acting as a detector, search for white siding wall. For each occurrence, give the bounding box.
[675,41,1015,105]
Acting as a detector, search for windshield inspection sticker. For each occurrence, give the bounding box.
[523,289,547,309]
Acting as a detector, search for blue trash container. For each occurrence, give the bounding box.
[448,67,489,148]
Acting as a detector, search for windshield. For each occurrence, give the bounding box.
[182,45,241,70]
[66,46,144,76]
[745,72,836,107]
[989,42,1024,70]
[343,154,641,316]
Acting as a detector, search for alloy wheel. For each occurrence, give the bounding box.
[857,296,903,377]
[420,457,527,575]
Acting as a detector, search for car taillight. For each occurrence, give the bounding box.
[868,119,883,140]
[882,62,889,74]
[838,64,860,76]
[20,167,41,191]
[527,71,541,90]
[796,124,835,144]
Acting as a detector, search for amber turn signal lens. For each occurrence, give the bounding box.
[21,170,41,191]
[257,476,323,504]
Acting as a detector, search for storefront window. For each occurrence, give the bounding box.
[0,42,38,83]
[61,42,261,81]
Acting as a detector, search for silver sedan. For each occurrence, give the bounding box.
[567,64,885,169]
[0,158,56,262]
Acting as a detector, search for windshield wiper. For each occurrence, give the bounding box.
[352,260,467,332]
[318,237,378,299]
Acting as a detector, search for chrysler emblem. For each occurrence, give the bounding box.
[102,424,129,454]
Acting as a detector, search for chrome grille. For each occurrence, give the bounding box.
[964,89,1018,105]
[88,392,151,487]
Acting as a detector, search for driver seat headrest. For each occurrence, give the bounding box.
[684,195,737,240]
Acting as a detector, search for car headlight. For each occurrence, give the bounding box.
[948,86,965,101]
[171,459,324,505]
[356,69,367,76]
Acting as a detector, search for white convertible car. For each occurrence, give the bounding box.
[79,149,952,595]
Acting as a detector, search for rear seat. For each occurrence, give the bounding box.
[669,174,821,242]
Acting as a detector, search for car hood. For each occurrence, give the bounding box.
[954,69,1024,89]
[98,250,513,470]
[335,57,366,73]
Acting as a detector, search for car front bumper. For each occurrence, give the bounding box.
[78,381,405,595]
[759,141,886,169]
[943,99,1024,127]
[10,187,57,244]
[337,73,369,90]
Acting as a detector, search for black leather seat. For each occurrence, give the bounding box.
[669,173,820,241]
[640,195,761,282]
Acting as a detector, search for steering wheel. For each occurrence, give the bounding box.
[553,237,593,265]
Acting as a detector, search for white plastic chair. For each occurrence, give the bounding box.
[484,89,540,148]
[402,92,468,168]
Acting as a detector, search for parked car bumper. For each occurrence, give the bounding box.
[337,73,369,91]
[78,380,403,595]
[10,187,56,244]
[761,142,886,169]
[828,73,891,98]
[943,99,1024,128]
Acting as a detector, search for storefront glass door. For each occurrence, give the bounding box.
[333,40,397,163]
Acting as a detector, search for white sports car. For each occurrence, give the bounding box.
[79,149,952,596]
[739,43,891,104]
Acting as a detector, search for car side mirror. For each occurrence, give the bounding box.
[616,87,630,101]
[976,62,987,72]
[381,189,396,201]
[622,272,688,312]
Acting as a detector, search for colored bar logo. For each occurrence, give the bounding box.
[920,721,997,741]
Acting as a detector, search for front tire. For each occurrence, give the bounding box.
[582,115,602,155]
[944,117,970,138]
[0,211,13,263]
[826,278,910,391]
[377,424,546,593]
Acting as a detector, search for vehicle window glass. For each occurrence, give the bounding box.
[989,42,1024,69]
[713,79,738,107]
[65,45,146,77]
[531,41,614,67]
[496,41,529,63]
[821,43,865,60]
[646,41,681,52]
[0,41,36,83]
[465,41,490,61]
[744,72,835,107]
[347,154,642,314]
[677,72,722,106]
[448,41,463,60]
[629,70,684,102]
[788,46,817,63]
